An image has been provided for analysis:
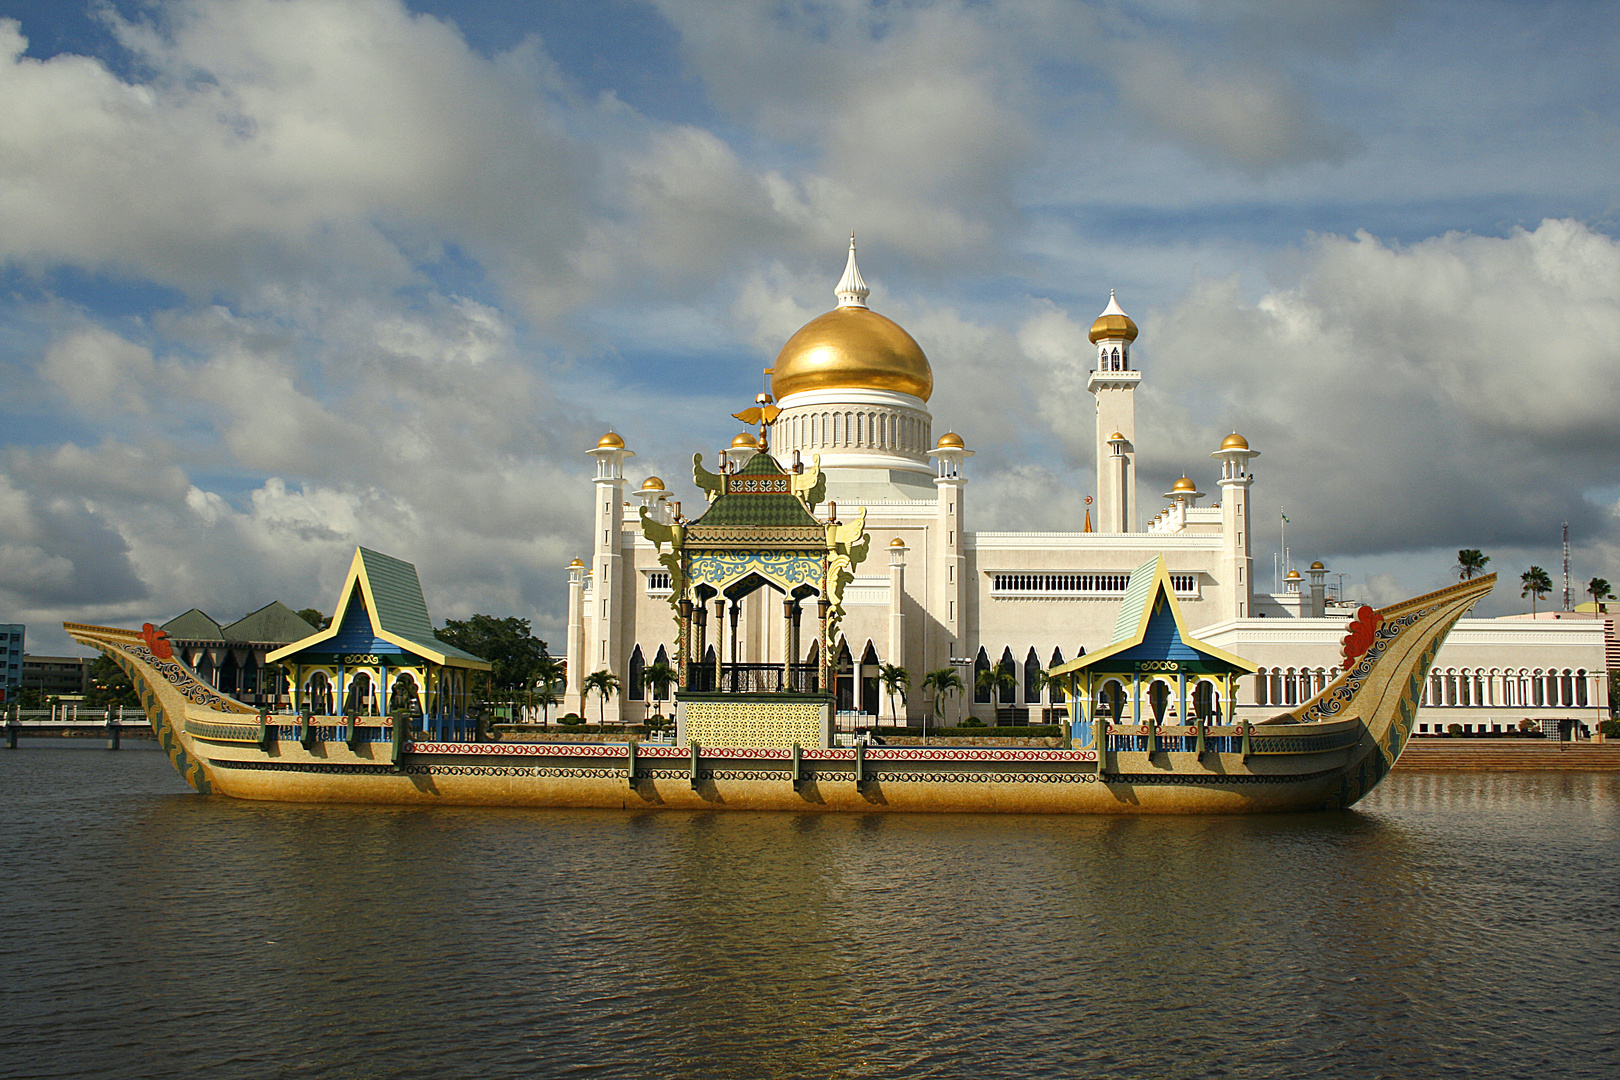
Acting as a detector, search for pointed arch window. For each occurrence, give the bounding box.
[999,647,1017,704]
[628,645,645,700]
[652,645,671,701]
[1025,647,1042,703]
[1048,647,1067,704]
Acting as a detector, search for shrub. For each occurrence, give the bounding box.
[558,713,585,726]
[1447,723,1464,737]
[1600,719,1620,739]
[960,717,985,727]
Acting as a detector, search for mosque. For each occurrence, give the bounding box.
[562,241,1609,735]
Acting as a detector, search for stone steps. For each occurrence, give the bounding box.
[1394,740,1620,771]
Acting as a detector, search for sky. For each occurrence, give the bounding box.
[2,0,1619,655]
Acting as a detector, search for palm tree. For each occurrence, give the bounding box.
[533,686,560,728]
[581,669,621,726]
[642,661,678,714]
[975,664,1016,723]
[1031,668,1056,723]
[1521,566,1552,618]
[877,663,910,726]
[532,654,566,725]
[921,667,963,734]
[1457,549,1490,580]
[1588,577,1613,611]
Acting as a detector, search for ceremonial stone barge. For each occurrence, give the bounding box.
[65,504,1493,813]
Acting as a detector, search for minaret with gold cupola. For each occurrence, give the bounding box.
[1212,431,1259,618]
[1089,291,1140,533]
[582,429,633,720]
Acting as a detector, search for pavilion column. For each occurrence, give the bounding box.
[1178,671,1187,730]
[678,598,694,689]
[728,602,740,669]
[782,598,796,691]
[817,597,831,692]
[790,601,803,677]
[714,598,726,688]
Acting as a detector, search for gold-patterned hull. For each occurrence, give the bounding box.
[63,574,1491,815]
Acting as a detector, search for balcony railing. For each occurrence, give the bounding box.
[686,663,822,694]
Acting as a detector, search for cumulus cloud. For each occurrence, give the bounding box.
[1142,219,1620,570]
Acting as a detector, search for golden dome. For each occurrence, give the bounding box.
[595,430,625,449]
[1310,560,1325,570]
[1219,432,1249,451]
[730,432,759,448]
[771,306,933,401]
[1109,431,1127,442]
[640,476,665,491]
[1088,290,1139,344]
[1172,476,1197,493]
[569,557,585,567]
[1286,569,1302,580]
[890,537,907,547]
[935,431,965,449]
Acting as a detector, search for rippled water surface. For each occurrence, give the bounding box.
[2,743,1617,1079]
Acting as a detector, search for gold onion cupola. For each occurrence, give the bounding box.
[770,235,933,402]
[1089,289,1138,343]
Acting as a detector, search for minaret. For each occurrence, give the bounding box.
[586,430,633,721]
[1212,432,1259,619]
[929,432,972,668]
[888,538,908,716]
[565,558,586,712]
[1088,291,1140,533]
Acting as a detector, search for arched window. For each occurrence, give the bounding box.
[1193,681,1218,721]
[390,672,420,716]
[1098,679,1126,721]
[1048,647,1067,704]
[652,645,671,700]
[974,647,992,704]
[1576,669,1589,708]
[998,647,1017,705]
[343,671,371,716]
[305,671,333,716]
[1111,347,1120,368]
[628,645,645,701]
[836,640,855,712]
[1025,647,1042,703]
[1147,680,1170,723]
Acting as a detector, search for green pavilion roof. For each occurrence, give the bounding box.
[1049,556,1257,678]
[267,547,489,669]
[690,452,822,529]
[161,608,223,641]
[221,601,318,644]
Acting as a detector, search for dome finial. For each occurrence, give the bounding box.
[836,233,869,309]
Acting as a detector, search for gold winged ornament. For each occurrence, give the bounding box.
[823,506,869,645]
[791,453,826,512]
[638,505,687,628]
[692,452,724,502]
[731,405,781,427]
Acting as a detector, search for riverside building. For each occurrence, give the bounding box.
[561,241,1608,733]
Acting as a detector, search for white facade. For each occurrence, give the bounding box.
[563,247,1611,730]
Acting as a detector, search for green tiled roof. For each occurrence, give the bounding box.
[692,454,821,529]
[354,548,486,664]
[222,601,318,644]
[1111,557,1161,643]
[162,608,223,641]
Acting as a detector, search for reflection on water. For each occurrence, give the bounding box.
[1,746,1616,1079]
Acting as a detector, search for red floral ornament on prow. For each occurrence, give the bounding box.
[140,622,173,660]
[1340,605,1382,671]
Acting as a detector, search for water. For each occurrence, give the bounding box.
[2,742,1617,1079]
